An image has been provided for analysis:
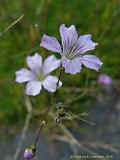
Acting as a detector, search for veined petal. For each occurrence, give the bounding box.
[40,34,61,53]
[42,75,62,92]
[26,53,42,74]
[70,34,98,57]
[43,55,60,75]
[59,24,78,54]
[81,55,103,71]
[61,56,82,74]
[15,68,36,83]
[26,81,42,96]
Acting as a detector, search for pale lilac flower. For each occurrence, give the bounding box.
[40,24,103,74]
[98,74,112,85]
[15,53,62,96]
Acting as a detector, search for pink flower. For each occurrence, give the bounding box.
[98,74,112,85]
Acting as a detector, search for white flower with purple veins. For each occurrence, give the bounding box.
[15,53,62,96]
[40,24,103,74]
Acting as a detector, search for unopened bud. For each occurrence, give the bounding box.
[24,145,36,159]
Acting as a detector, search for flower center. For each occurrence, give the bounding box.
[63,45,75,60]
[37,75,45,81]
[65,54,73,60]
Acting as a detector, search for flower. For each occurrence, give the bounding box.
[40,24,103,74]
[15,53,62,96]
[24,145,36,159]
[98,74,112,85]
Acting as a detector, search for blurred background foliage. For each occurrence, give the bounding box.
[0,0,120,127]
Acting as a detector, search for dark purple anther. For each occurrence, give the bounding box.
[56,105,62,109]
[63,106,69,111]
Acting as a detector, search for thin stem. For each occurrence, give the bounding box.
[34,103,52,147]
[57,63,63,88]
[33,63,63,147]
[0,15,24,36]
[14,96,32,160]
[53,63,63,103]
[34,121,46,147]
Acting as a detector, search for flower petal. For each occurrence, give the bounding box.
[40,34,61,53]
[61,56,82,74]
[43,55,60,75]
[42,75,62,92]
[26,53,42,74]
[70,34,98,57]
[59,24,78,54]
[81,55,103,71]
[26,81,42,96]
[15,68,36,83]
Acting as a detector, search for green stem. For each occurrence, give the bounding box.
[53,63,63,103]
[33,63,63,147]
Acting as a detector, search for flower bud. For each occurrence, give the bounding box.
[24,145,36,159]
